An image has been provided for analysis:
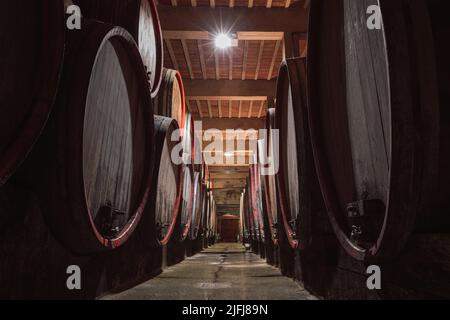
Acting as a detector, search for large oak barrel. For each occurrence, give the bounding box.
[0,1,65,185]
[154,69,186,127]
[307,0,446,261]
[74,0,163,97]
[207,191,217,242]
[245,173,262,250]
[177,111,196,241]
[263,109,279,246]
[250,149,268,246]
[179,164,194,241]
[276,58,321,250]
[208,193,217,243]
[242,185,252,242]
[19,20,154,254]
[189,172,205,240]
[182,112,196,165]
[150,116,182,246]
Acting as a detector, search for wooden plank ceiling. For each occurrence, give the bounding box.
[163,29,282,119]
[158,0,309,215]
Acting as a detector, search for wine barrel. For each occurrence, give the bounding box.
[182,112,196,165]
[307,0,443,261]
[246,174,260,244]
[0,1,65,185]
[248,172,262,254]
[177,111,196,241]
[74,0,163,97]
[20,20,154,254]
[151,116,182,246]
[263,109,279,246]
[154,69,186,127]
[189,172,204,240]
[179,164,194,241]
[242,186,251,241]
[276,58,321,250]
[250,151,267,245]
[205,190,212,241]
[209,194,217,243]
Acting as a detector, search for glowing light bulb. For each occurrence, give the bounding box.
[215,33,232,49]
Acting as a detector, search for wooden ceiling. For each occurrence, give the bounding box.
[158,0,298,9]
[163,31,281,119]
[157,0,309,214]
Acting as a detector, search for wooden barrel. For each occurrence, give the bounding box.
[246,174,260,243]
[276,58,321,250]
[242,185,253,242]
[0,1,65,185]
[179,164,194,241]
[154,69,186,127]
[176,111,196,241]
[307,0,444,261]
[209,192,217,242]
[150,116,182,246]
[250,150,268,245]
[205,191,212,240]
[189,172,204,240]
[199,164,209,241]
[263,109,279,246]
[182,112,196,165]
[20,20,154,254]
[74,0,163,97]
[209,194,217,243]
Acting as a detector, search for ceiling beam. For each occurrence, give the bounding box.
[207,101,213,118]
[210,173,248,179]
[228,53,233,80]
[158,7,308,34]
[202,139,257,151]
[209,166,248,175]
[181,39,194,79]
[268,40,281,80]
[242,40,248,80]
[201,118,264,131]
[215,51,220,80]
[196,100,202,116]
[255,41,265,80]
[210,180,246,188]
[207,163,251,168]
[164,39,179,70]
[257,101,265,118]
[187,96,267,101]
[184,79,277,97]
[163,31,284,41]
[197,40,207,80]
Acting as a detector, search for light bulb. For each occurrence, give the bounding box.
[215,33,232,49]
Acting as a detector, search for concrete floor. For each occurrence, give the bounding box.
[104,243,317,300]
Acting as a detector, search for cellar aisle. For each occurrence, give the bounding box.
[103,243,317,300]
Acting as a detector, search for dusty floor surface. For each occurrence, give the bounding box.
[104,243,317,300]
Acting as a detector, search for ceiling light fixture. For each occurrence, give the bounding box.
[215,33,232,49]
